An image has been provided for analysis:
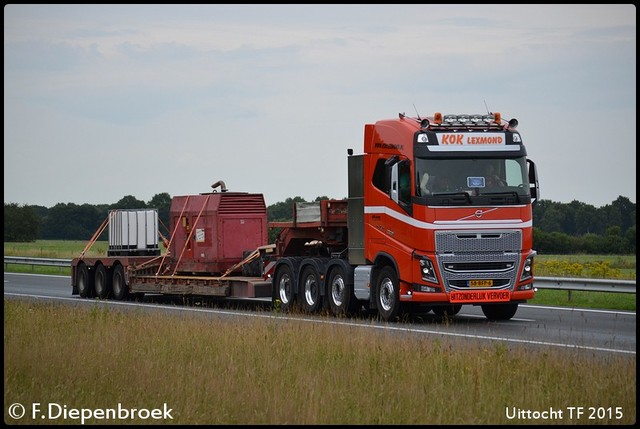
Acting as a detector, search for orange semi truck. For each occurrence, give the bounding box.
[72,111,539,322]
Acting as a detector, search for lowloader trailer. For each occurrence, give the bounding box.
[72,111,540,321]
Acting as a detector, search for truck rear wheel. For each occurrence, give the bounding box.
[76,263,94,298]
[298,265,322,313]
[327,265,356,317]
[94,264,112,299]
[481,303,518,321]
[375,265,401,322]
[112,264,128,301]
[274,265,295,312]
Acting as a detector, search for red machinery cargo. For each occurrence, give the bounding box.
[169,191,267,274]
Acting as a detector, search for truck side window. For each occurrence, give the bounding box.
[398,162,411,205]
[372,158,389,193]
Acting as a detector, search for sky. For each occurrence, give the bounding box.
[4,4,636,209]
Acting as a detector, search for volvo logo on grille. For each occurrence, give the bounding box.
[475,209,483,218]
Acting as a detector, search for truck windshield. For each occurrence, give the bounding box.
[415,157,529,198]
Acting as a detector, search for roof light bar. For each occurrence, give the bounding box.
[439,113,501,125]
[482,114,495,123]
[423,112,515,129]
[470,114,483,123]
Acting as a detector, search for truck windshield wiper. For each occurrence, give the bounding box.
[483,191,521,202]
[432,191,472,203]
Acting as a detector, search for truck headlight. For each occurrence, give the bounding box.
[419,257,438,283]
[520,255,534,281]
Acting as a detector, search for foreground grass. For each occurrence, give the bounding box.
[3,300,636,425]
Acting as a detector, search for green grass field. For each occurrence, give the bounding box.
[535,254,636,280]
[4,239,109,258]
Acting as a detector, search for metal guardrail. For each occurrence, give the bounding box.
[4,256,636,294]
[5,256,71,268]
[4,256,71,273]
[534,276,636,294]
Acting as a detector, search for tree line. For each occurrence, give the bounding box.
[4,194,636,255]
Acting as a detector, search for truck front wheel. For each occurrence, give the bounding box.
[375,265,401,322]
[481,303,518,321]
[76,263,94,298]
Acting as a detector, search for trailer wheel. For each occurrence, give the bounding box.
[112,264,128,301]
[76,263,94,298]
[481,303,518,321]
[94,264,112,299]
[327,265,356,317]
[432,304,462,317]
[375,265,401,322]
[274,265,295,312]
[298,265,322,313]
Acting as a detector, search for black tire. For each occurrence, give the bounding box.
[327,265,356,317]
[273,264,295,312]
[481,303,519,321]
[112,264,128,301]
[298,265,322,313]
[76,263,94,298]
[375,265,401,322]
[94,264,112,299]
[432,304,462,317]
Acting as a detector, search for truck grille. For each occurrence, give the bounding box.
[435,230,522,292]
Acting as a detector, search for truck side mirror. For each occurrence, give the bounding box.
[527,159,540,203]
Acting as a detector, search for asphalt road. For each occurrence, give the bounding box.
[4,272,636,356]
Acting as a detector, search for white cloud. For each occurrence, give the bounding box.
[4,4,636,208]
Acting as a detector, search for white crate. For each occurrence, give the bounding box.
[108,209,158,251]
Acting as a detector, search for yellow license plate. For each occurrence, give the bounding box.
[469,279,493,287]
